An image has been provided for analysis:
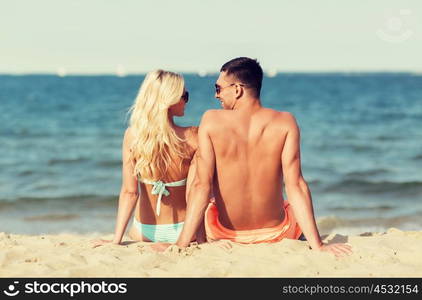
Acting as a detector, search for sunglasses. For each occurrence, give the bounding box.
[214,83,246,95]
[181,91,189,103]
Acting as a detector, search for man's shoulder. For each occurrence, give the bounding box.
[200,109,232,132]
[279,111,297,123]
[201,109,226,123]
[260,108,297,123]
[202,109,225,117]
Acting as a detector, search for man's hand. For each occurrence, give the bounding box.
[316,243,353,257]
[200,240,233,251]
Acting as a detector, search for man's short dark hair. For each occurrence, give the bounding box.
[220,57,263,97]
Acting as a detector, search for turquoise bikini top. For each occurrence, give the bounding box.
[138,178,187,216]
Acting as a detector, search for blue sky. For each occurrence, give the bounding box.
[0,0,420,74]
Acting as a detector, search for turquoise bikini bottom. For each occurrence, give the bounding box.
[133,217,184,243]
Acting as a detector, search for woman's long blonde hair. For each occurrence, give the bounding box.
[128,70,189,180]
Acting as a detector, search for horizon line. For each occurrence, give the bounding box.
[1,70,421,77]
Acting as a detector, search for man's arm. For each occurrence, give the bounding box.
[176,112,216,248]
[281,113,352,256]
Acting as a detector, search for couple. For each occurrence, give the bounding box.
[94,57,351,257]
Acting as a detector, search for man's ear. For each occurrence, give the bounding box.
[235,84,244,99]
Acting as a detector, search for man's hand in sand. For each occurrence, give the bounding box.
[317,243,352,258]
[200,240,233,251]
[91,239,119,248]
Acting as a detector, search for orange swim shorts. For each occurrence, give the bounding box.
[205,201,302,244]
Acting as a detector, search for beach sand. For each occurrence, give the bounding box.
[0,228,421,277]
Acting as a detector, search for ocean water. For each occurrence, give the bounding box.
[1,73,422,235]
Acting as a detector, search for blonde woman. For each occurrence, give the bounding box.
[93,70,202,246]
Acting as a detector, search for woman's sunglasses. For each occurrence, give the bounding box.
[181,91,189,103]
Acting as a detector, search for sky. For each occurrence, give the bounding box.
[0,0,421,74]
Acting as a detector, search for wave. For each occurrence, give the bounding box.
[375,135,400,141]
[323,179,422,195]
[48,157,89,165]
[18,170,35,177]
[33,184,59,191]
[349,145,378,152]
[316,144,377,152]
[317,214,422,235]
[413,154,422,161]
[0,194,117,209]
[23,214,80,222]
[330,204,395,212]
[97,160,121,168]
[344,169,391,177]
[2,130,51,138]
[17,170,57,177]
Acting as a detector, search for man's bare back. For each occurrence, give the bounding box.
[176,57,352,257]
[206,107,293,230]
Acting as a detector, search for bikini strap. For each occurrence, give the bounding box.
[139,178,187,216]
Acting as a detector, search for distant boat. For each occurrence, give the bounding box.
[197,70,207,77]
[266,69,277,78]
[116,64,127,77]
[57,67,67,77]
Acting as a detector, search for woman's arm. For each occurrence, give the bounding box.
[111,128,139,244]
[176,115,216,248]
[185,126,206,243]
[92,128,138,248]
[185,153,206,243]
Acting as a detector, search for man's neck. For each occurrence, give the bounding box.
[232,96,262,111]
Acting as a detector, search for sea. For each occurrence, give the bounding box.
[1,73,422,235]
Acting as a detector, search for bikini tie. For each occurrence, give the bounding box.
[138,178,187,217]
[150,181,170,216]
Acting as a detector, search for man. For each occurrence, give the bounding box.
[177,57,351,257]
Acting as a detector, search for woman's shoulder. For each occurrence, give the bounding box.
[122,127,137,151]
[187,126,198,136]
[182,126,198,151]
[124,127,135,141]
[187,126,198,139]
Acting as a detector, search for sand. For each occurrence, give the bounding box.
[0,228,421,277]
